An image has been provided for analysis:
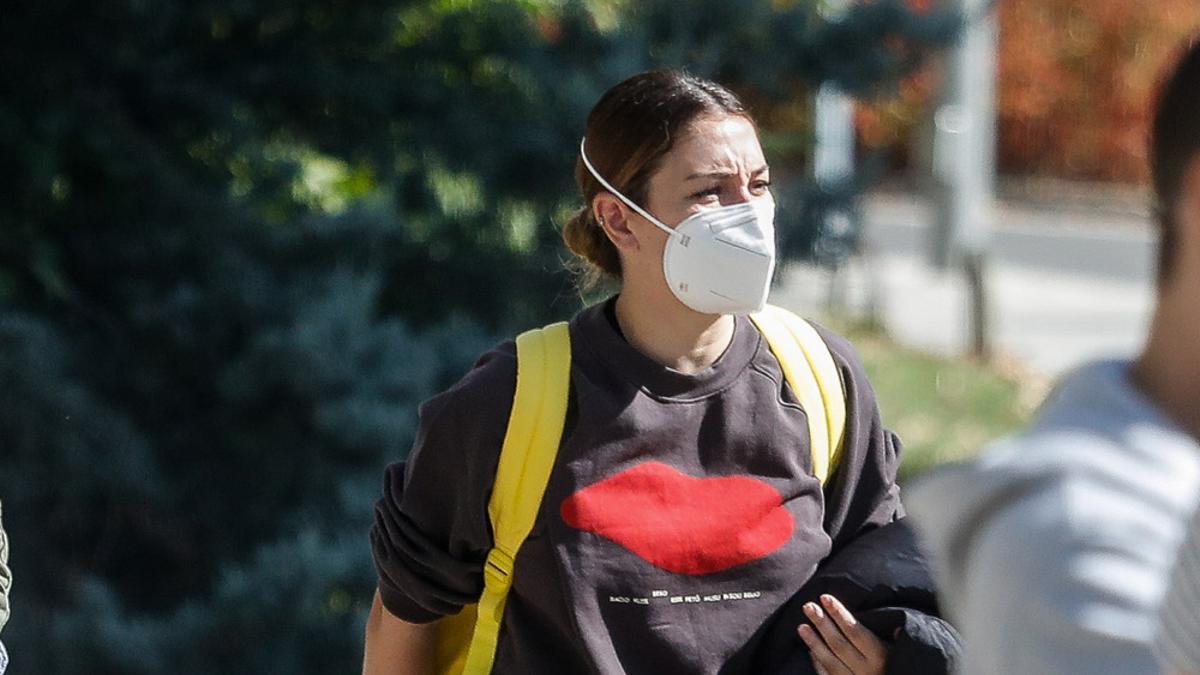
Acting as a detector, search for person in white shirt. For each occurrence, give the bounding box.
[1157,504,1200,675]
[907,38,1200,675]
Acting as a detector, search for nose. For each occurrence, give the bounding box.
[724,184,756,206]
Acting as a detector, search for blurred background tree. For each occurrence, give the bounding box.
[856,0,1200,185]
[993,0,1199,183]
[0,1,956,672]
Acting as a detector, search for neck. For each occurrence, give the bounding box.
[1133,279,1200,441]
[613,283,735,375]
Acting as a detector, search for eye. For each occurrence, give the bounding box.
[751,178,772,194]
[689,186,721,200]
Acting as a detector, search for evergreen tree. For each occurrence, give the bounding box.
[0,1,956,671]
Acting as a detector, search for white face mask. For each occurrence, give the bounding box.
[580,137,776,315]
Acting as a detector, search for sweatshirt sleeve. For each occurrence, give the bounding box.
[369,342,517,623]
[809,324,904,552]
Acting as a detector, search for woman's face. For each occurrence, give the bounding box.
[643,114,772,229]
[592,112,773,305]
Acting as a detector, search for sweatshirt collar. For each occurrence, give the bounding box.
[571,297,760,401]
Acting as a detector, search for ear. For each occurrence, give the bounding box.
[592,193,642,252]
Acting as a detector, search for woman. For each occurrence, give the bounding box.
[364,69,904,675]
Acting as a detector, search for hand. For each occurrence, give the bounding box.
[796,594,888,675]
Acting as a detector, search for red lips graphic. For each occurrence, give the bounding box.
[559,461,794,575]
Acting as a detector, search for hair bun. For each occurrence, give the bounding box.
[562,206,621,289]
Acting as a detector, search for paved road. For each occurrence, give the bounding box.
[773,192,1158,377]
[861,193,1157,282]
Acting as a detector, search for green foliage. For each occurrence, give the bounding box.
[0,1,958,671]
[840,325,1040,481]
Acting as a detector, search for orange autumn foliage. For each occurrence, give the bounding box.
[857,0,1200,185]
[997,0,1200,183]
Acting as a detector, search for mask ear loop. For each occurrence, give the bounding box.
[579,137,677,238]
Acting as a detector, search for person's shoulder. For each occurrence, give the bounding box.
[753,311,869,386]
[450,339,518,397]
[802,319,863,370]
[415,312,586,456]
[912,456,1134,588]
[911,430,1185,572]
[914,430,1158,521]
[794,319,880,411]
[424,339,518,417]
[404,338,519,469]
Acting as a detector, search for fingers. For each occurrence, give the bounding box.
[819,595,887,662]
[804,599,863,665]
[797,624,850,675]
[797,595,889,675]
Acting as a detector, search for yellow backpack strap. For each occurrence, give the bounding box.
[749,305,847,485]
[461,321,572,674]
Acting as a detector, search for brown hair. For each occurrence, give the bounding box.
[563,69,751,288]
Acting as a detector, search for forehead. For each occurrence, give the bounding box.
[663,115,765,175]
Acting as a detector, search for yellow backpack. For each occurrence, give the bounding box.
[434,304,848,674]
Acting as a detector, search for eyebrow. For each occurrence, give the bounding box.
[685,165,770,181]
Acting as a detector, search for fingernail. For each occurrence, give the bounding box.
[804,602,822,618]
[820,594,834,606]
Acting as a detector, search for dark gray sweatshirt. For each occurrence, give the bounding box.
[371,300,903,674]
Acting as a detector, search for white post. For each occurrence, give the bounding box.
[813,84,856,189]
[813,0,857,311]
[813,0,856,191]
[931,0,997,356]
[932,0,996,265]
